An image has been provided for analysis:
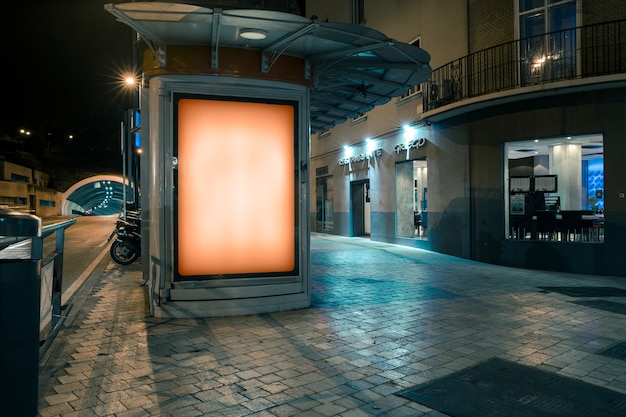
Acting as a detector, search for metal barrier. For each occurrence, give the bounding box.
[40,217,77,346]
[0,209,75,417]
[424,19,626,111]
[0,209,43,417]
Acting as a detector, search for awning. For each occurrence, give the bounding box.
[105,2,432,132]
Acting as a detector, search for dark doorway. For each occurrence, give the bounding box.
[350,180,370,237]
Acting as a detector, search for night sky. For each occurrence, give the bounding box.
[1,1,134,145]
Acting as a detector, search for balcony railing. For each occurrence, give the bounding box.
[424,19,626,111]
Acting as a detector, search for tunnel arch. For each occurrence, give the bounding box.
[62,175,134,216]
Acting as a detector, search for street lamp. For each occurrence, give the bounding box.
[120,72,141,218]
[125,76,136,87]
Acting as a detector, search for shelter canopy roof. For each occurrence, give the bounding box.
[106,2,432,132]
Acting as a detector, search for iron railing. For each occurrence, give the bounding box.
[424,19,626,111]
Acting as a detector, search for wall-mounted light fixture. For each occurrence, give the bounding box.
[240,29,267,40]
[403,125,416,143]
[366,138,376,154]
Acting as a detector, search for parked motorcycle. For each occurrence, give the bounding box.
[109,211,141,265]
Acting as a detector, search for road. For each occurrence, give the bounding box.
[42,216,117,302]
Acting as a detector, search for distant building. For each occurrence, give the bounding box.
[308,0,625,276]
[0,159,61,217]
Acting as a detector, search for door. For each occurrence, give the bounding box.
[315,176,334,232]
[350,180,370,237]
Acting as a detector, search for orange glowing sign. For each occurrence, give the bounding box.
[176,97,296,277]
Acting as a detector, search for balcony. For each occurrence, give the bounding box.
[423,19,626,117]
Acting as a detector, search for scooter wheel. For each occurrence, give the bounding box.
[110,240,138,265]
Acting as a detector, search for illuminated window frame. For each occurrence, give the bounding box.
[172,93,300,282]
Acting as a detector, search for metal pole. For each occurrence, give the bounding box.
[121,120,126,219]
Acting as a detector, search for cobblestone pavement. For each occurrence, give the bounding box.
[38,233,626,416]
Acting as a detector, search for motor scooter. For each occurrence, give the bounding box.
[109,213,141,265]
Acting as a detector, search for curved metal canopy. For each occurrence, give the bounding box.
[105,2,432,132]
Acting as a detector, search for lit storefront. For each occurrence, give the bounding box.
[506,135,604,243]
[311,87,623,277]
[307,2,625,278]
[312,123,435,249]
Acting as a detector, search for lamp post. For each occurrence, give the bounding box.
[120,73,141,217]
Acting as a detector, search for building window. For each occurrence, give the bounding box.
[396,159,428,239]
[40,199,56,207]
[351,0,365,25]
[505,134,604,242]
[517,0,578,83]
[318,128,331,138]
[399,37,423,101]
[351,112,367,125]
[10,173,29,183]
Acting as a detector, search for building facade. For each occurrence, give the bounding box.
[0,160,61,217]
[308,0,626,277]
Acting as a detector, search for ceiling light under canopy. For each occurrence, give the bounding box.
[239,29,266,40]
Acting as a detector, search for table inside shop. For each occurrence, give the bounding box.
[511,210,604,241]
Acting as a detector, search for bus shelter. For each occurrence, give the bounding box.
[106,2,431,317]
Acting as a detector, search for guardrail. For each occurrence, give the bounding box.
[0,210,77,415]
[40,218,76,349]
[0,214,76,352]
[424,19,626,111]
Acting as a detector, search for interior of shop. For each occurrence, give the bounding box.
[506,134,604,242]
[396,159,428,239]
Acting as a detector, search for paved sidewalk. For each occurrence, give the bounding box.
[38,234,626,416]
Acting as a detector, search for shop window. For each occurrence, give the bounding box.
[396,159,428,239]
[505,134,604,242]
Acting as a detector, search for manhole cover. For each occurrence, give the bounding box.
[537,287,626,297]
[572,299,626,315]
[599,342,626,360]
[397,357,626,417]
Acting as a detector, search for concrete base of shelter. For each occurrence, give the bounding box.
[151,294,311,318]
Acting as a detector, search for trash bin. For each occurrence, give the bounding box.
[0,208,42,417]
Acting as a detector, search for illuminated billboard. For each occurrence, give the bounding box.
[174,95,297,280]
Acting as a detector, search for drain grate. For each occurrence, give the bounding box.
[599,342,626,360]
[537,286,626,297]
[571,299,626,315]
[397,357,626,417]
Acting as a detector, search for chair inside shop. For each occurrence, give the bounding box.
[536,210,557,240]
[510,214,533,239]
[560,211,584,241]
